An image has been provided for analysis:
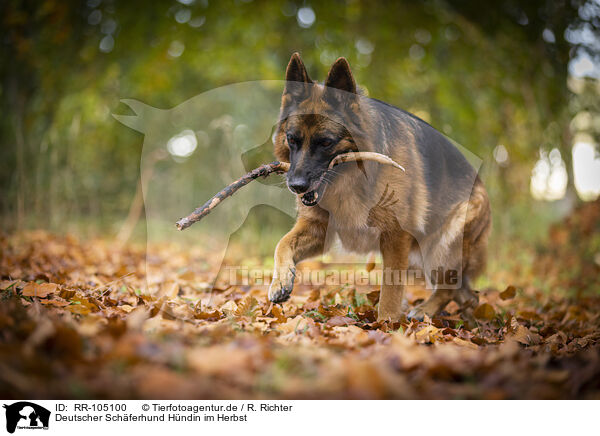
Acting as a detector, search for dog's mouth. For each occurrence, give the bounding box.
[299,179,327,207]
[300,189,319,206]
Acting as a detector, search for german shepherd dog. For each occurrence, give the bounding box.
[268,53,491,322]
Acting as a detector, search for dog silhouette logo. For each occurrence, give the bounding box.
[3,402,50,433]
[113,82,296,290]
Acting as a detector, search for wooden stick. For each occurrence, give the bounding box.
[175,152,404,231]
[175,161,290,231]
[329,151,405,172]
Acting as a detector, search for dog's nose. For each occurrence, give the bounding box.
[288,176,310,194]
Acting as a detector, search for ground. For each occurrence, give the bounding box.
[0,201,599,400]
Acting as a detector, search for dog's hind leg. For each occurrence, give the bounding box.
[453,284,479,327]
[453,279,479,309]
[407,288,453,321]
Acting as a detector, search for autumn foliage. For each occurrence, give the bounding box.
[1,202,599,399]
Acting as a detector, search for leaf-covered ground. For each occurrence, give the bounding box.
[1,201,599,399]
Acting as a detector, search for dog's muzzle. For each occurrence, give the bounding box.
[299,176,328,207]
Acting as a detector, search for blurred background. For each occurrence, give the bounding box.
[1,0,599,268]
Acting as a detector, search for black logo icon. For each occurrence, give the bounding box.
[3,402,50,434]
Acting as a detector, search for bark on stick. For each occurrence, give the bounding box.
[175,152,404,231]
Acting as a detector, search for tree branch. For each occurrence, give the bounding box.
[175,152,404,231]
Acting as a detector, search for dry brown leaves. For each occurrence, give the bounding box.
[0,213,599,399]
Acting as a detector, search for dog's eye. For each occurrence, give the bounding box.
[286,134,299,148]
[316,138,335,148]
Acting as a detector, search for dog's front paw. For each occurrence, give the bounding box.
[268,267,296,303]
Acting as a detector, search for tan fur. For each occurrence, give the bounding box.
[269,53,491,321]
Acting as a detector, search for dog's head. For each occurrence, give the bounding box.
[274,53,363,206]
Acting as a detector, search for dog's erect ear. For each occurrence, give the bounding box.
[325,57,356,94]
[284,52,312,99]
[285,52,311,83]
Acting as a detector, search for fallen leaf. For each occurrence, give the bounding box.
[0,280,19,290]
[39,299,70,307]
[415,325,442,344]
[474,303,496,320]
[195,309,222,320]
[516,310,542,322]
[367,330,390,344]
[500,285,517,300]
[279,315,311,334]
[326,316,357,327]
[66,303,91,315]
[366,291,380,305]
[307,289,321,302]
[60,289,76,300]
[270,305,287,323]
[220,300,238,316]
[318,304,346,318]
[119,304,135,313]
[22,282,58,298]
[509,323,541,346]
[452,337,479,349]
[235,296,259,319]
